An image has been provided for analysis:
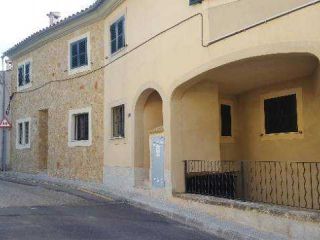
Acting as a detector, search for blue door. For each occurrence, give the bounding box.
[151,136,165,188]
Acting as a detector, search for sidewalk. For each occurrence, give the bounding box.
[0,171,316,240]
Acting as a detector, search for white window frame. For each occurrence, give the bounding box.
[68,32,91,75]
[17,59,32,92]
[68,107,92,147]
[260,88,303,141]
[16,117,31,150]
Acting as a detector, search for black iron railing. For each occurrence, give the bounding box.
[184,160,320,210]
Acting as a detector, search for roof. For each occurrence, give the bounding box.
[3,0,110,58]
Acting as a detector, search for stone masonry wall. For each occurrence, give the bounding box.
[10,20,105,183]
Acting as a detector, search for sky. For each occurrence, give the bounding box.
[0,0,96,70]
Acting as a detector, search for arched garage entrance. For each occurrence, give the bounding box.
[134,89,164,188]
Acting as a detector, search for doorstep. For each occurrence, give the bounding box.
[0,171,318,240]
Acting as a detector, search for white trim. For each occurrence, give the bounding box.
[68,106,92,147]
[16,117,31,150]
[17,59,32,92]
[67,32,91,75]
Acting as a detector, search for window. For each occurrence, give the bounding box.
[68,107,92,147]
[221,104,232,137]
[264,94,298,134]
[16,118,31,149]
[70,38,88,69]
[110,17,125,54]
[189,0,202,5]
[17,61,31,89]
[112,105,125,138]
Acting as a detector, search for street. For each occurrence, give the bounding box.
[0,180,220,240]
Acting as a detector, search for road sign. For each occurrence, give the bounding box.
[0,118,12,128]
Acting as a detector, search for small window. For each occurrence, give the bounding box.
[189,0,202,5]
[74,113,89,141]
[68,107,92,147]
[70,38,88,69]
[17,62,31,88]
[16,118,31,149]
[110,17,125,54]
[221,104,232,137]
[112,105,125,138]
[264,94,298,134]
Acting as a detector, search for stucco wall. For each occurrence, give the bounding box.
[238,75,320,162]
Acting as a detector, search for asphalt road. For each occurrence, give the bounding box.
[0,180,221,240]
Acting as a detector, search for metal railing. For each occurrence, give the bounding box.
[184,160,320,210]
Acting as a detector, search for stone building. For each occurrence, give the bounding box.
[3,0,320,238]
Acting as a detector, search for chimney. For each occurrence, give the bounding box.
[47,12,61,26]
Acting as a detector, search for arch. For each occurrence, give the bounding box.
[169,51,320,193]
[134,88,164,188]
[169,41,320,99]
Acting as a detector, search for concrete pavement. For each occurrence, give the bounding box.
[0,180,221,240]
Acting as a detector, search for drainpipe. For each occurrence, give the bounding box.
[1,56,6,172]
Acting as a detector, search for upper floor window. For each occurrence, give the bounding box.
[112,104,125,138]
[16,118,31,150]
[68,33,91,74]
[110,17,125,54]
[17,61,32,90]
[70,38,88,69]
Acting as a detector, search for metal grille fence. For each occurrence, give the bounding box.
[184,160,320,210]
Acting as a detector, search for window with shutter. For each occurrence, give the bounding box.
[110,17,126,54]
[74,113,89,141]
[16,118,31,149]
[68,107,92,147]
[18,66,24,87]
[112,105,125,138]
[24,122,29,144]
[70,38,88,69]
[221,104,232,137]
[25,63,30,84]
[190,0,202,6]
[264,94,298,134]
[18,123,23,145]
[17,61,32,89]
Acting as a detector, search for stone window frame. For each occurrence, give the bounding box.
[16,117,31,150]
[67,32,91,75]
[220,99,235,144]
[17,59,32,92]
[260,88,304,141]
[68,106,92,147]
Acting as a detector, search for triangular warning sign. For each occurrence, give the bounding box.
[0,118,12,128]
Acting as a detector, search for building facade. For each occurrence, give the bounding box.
[3,0,320,208]
[0,64,12,171]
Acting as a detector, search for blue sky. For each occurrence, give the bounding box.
[0,0,96,70]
